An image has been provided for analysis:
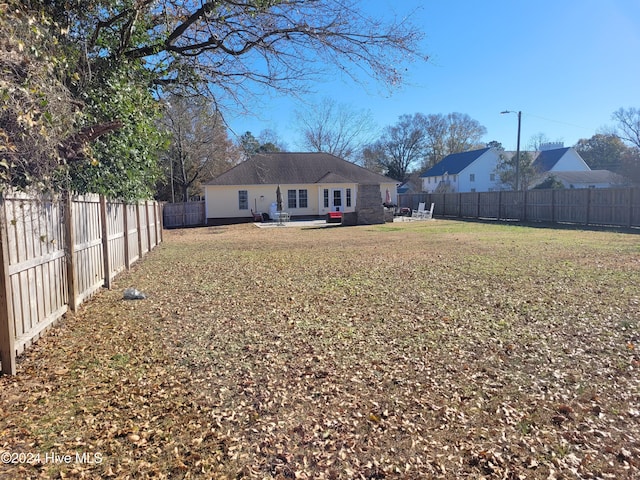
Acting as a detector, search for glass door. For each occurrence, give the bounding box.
[331,189,343,212]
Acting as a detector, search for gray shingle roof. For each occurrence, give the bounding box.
[205,152,396,185]
[543,170,630,185]
[420,148,491,177]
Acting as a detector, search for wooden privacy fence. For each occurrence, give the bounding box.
[399,187,640,229]
[0,192,162,375]
[163,201,206,228]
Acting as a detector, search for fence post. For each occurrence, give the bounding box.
[100,195,112,289]
[551,189,556,224]
[64,192,78,311]
[476,192,481,219]
[153,202,159,246]
[458,193,462,218]
[497,191,502,221]
[0,196,16,375]
[628,188,634,229]
[523,190,528,222]
[157,202,163,242]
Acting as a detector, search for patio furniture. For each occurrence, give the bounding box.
[406,202,434,220]
[327,211,343,223]
[273,211,290,222]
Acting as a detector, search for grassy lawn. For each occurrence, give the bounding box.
[1,220,638,479]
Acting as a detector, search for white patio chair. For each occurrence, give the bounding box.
[410,202,434,220]
[411,202,426,219]
[421,203,434,220]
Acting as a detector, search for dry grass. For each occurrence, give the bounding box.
[1,220,639,479]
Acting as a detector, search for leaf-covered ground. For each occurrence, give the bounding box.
[1,220,639,479]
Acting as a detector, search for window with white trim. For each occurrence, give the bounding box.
[299,189,308,208]
[287,189,297,209]
[238,190,248,210]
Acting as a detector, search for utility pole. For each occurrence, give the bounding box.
[501,110,522,191]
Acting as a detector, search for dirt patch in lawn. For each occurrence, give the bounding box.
[1,221,639,479]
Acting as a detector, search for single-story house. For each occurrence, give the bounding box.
[203,152,399,225]
[531,170,632,189]
[420,145,592,193]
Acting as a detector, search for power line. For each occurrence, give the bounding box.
[521,112,592,132]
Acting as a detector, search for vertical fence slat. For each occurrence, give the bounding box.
[146,201,152,252]
[64,192,78,311]
[124,203,131,269]
[100,195,111,289]
[136,203,143,258]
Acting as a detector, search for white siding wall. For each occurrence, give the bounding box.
[422,175,460,193]
[381,182,398,204]
[549,149,591,171]
[205,185,321,219]
[458,150,502,192]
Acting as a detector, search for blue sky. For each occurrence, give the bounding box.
[226,0,640,152]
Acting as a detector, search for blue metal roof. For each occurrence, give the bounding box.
[420,148,491,177]
[532,147,571,171]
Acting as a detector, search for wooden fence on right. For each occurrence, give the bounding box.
[399,187,640,229]
[0,192,162,375]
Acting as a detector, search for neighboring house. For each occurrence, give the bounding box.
[531,146,590,172]
[532,170,632,189]
[420,147,503,193]
[203,152,399,224]
[397,178,421,195]
[420,145,592,193]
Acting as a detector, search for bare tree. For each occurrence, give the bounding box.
[443,113,486,155]
[369,113,429,182]
[295,98,377,161]
[365,112,488,180]
[613,107,640,149]
[68,0,427,110]
[527,132,551,151]
[419,113,486,170]
[159,96,241,202]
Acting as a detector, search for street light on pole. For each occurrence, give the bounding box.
[501,110,522,191]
